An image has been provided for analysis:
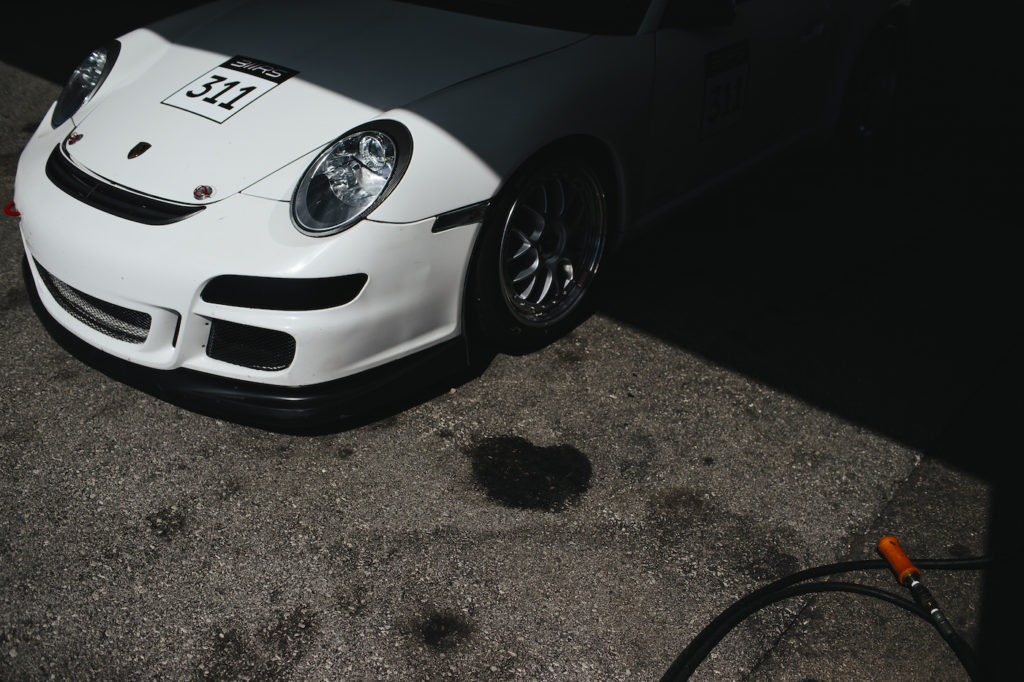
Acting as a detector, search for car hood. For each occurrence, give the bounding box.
[66,0,584,205]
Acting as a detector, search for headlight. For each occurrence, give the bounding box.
[292,121,412,237]
[51,41,120,128]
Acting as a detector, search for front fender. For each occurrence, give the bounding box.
[243,33,654,225]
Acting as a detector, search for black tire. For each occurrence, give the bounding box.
[466,156,608,352]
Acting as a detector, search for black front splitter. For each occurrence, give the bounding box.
[23,257,471,432]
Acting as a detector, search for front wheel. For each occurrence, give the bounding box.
[467,157,608,351]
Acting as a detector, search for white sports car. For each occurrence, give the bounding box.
[14,0,908,424]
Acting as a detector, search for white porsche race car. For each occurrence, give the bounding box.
[14,0,909,424]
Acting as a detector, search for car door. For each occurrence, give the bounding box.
[647,0,827,206]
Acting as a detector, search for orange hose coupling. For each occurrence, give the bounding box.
[878,535,920,585]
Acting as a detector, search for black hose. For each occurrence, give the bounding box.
[660,556,992,682]
[660,582,924,681]
[943,622,984,682]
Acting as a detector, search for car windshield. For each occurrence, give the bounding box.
[394,0,653,35]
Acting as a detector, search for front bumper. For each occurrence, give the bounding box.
[15,132,481,392]
[23,256,470,428]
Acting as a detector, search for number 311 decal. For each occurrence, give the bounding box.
[186,75,257,111]
[162,56,299,123]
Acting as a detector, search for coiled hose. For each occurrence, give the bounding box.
[660,552,991,681]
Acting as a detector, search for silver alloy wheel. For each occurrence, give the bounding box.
[497,165,606,327]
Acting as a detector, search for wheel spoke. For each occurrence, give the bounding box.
[510,241,532,260]
[511,204,546,242]
[517,275,535,300]
[533,262,555,304]
[512,252,539,284]
[505,229,532,260]
[558,258,574,289]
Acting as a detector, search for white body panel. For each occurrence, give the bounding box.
[18,138,479,385]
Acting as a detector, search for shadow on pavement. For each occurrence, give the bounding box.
[596,3,1018,677]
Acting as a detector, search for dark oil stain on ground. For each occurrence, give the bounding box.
[1,286,28,312]
[48,366,81,383]
[333,584,369,617]
[204,628,249,680]
[468,436,592,511]
[418,609,473,649]
[145,506,185,540]
[263,607,317,664]
[0,427,39,447]
[554,332,587,364]
[743,540,801,582]
[647,487,708,544]
[555,346,585,363]
[200,607,317,680]
[618,431,658,480]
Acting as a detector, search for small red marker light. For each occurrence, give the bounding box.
[4,202,20,217]
[66,132,83,145]
[193,185,214,200]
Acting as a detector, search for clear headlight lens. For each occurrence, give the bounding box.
[292,122,411,236]
[51,42,120,128]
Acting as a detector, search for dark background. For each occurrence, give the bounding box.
[4,1,1019,677]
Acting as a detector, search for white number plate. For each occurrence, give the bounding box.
[162,55,298,123]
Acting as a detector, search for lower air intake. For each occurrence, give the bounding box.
[206,320,295,371]
[35,260,151,344]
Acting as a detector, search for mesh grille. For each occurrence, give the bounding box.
[206,320,295,371]
[35,261,151,344]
